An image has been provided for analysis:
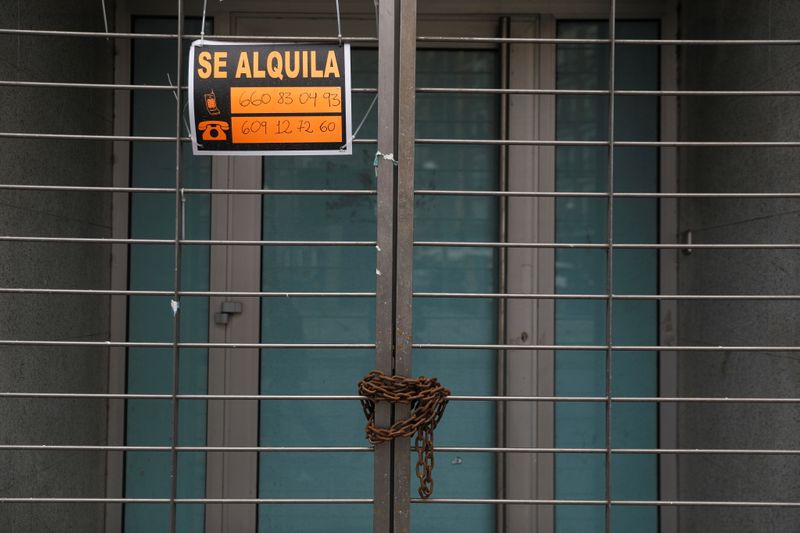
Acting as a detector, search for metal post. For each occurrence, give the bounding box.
[169,2,185,533]
[374,0,399,531]
[605,1,617,532]
[375,1,416,531]
[496,16,510,533]
[393,0,417,531]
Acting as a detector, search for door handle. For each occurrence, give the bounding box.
[214,301,243,325]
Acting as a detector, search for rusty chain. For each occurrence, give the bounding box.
[358,370,450,499]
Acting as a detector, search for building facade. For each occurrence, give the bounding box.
[2,0,800,532]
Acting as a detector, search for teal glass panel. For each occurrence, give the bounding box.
[555,21,659,533]
[125,18,211,533]
[412,50,499,532]
[258,49,378,533]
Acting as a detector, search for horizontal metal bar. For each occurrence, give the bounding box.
[0,132,376,144]
[413,292,800,301]
[416,87,800,97]
[0,184,178,193]
[180,188,376,195]
[414,241,800,250]
[0,392,364,400]
[451,396,800,403]
[5,81,800,97]
[5,496,798,507]
[414,343,800,352]
[4,444,798,456]
[4,392,800,404]
[0,444,371,452]
[0,184,376,195]
[4,184,800,199]
[0,288,374,298]
[0,28,194,39]
[0,236,375,246]
[3,28,799,46]
[0,131,179,142]
[6,132,800,147]
[0,80,177,91]
[433,447,800,456]
[5,340,800,351]
[416,138,800,147]
[411,498,800,507]
[0,81,374,93]
[0,497,373,504]
[418,36,800,46]
[0,340,374,349]
[7,288,797,300]
[414,190,800,199]
[0,28,379,43]
[9,236,800,250]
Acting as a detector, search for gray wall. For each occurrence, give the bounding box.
[0,1,115,531]
[677,0,800,531]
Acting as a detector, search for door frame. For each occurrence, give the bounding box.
[204,155,261,532]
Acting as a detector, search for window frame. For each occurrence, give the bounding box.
[503,13,679,533]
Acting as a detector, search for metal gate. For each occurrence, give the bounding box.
[4,1,800,533]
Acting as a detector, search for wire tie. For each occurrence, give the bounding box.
[373,151,398,176]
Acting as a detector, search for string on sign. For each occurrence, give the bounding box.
[335,0,343,46]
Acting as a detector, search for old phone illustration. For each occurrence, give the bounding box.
[198,120,229,141]
[204,89,221,115]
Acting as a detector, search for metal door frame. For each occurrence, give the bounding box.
[372,1,416,531]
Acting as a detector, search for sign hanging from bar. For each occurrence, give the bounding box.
[188,41,352,156]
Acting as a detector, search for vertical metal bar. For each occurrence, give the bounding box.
[375,0,398,530]
[169,4,185,533]
[659,7,680,533]
[394,0,417,531]
[496,15,510,533]
[605,1,617,532]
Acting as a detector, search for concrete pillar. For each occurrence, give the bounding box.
[678,1,800,530]
[0,1,115,531]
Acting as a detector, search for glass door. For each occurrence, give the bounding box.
[256,46,500,533]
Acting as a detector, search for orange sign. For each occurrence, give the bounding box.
[231,116,342,144]
[189,42,352,156]
[230,87,342,114]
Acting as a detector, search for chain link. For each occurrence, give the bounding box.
[358,370,450,499]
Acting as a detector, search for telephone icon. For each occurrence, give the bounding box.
[204,89,221,116]
[198,120,229,141]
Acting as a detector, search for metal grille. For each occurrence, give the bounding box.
[2,1,800,532]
